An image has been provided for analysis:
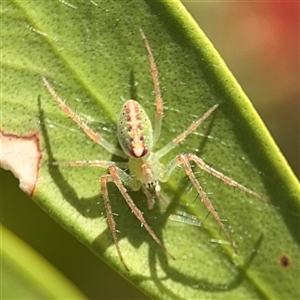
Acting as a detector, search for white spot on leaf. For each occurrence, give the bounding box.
[0,130,41,196]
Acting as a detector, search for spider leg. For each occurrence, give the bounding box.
[101,173,129,271]
[141,181,168,210]
[186,153,268,203]
[140,30,163,144]
[52,159,128,169]
[106,165,175,269]
[177,154,237,251]
[156,104,219,159]
[161,152,267,251]
[142,185,155,209]
[42,77,127,159]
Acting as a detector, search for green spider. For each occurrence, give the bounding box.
[43,30,266,271]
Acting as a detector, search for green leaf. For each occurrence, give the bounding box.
[1,224,87,299]
[2,1,299,299]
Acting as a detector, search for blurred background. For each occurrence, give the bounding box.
[2,2,299,299]
[183,1,299,178]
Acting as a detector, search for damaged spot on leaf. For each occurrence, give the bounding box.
[279,255,290,268]
[0,130,42,196]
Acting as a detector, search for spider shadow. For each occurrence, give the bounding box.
[145,231,264,298]
[38,89,262,297]
[110,191,265,298]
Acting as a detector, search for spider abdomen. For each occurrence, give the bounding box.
[117,100,153,158]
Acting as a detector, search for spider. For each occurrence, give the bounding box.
[42,30,266,271]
